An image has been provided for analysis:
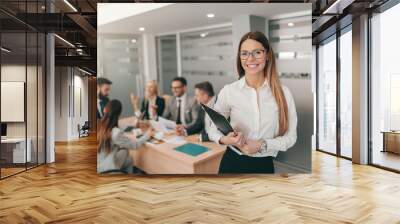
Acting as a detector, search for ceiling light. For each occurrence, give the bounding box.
[41,5,46,10]
[1,47,11,53]
[139,27,145,31]
[322,0,344,15]
[78,67,92,76]
[207,13,215,18]
[63,0,78,12]
[200,32,208,38]
[76,48,83,52]
[288,22,294,27]
[278,52,296,59]
[131,39,137,43]
[54,34,75,48]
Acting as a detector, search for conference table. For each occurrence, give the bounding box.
[130,134,227,174]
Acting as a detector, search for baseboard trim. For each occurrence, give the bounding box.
[274,160,310,173]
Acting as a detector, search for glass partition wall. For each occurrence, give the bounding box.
[97,34,142,117]
[370,3,400,172]
[317,35,337,155]
[156,26,236,96]
[316,26,352,159]
[339,27,352,159]
[0,3,46,179]
[156,35,177,96]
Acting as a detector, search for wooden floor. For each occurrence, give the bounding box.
[1,167,26,177]
[373,150,400,171]
[1,136,400,223]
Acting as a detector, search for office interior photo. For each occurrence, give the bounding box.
[98,3,313,174]
[0,0,400,223]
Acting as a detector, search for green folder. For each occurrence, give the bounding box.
[174,143,209,156]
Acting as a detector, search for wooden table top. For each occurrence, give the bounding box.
[141,134,226,165]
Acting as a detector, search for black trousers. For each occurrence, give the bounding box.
[219,147,275,174]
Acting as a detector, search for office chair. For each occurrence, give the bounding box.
[78,121,90,138]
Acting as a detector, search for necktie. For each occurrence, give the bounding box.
[176,98,182,124]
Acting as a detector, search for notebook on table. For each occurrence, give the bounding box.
[174,143,209,157]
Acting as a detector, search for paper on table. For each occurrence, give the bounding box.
[158,117,177,130]
[164,135,187,145]
[150,117,177,132]
[154,131,164,140]
[150,120,167,132]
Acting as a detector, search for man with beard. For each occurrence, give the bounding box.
[97,77,112,119]
[97,77,150,133]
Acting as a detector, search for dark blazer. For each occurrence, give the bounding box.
[97,97,109,119]
[186,107,204,135]
[162,95,204,135]
[140,96,165,120]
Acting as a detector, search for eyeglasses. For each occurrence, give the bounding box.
[171,85,183,90]
[240,49,266,60]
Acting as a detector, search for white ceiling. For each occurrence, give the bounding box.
[98,3,173,26]
[98,3,311,35]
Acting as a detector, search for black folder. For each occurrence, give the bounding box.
[200,103,243,154]
[200,103,233,135]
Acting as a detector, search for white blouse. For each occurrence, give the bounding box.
[208,77,297,157]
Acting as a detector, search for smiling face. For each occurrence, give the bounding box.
[98,84,111,98]
[145,81,157,98]
[239,39,267,77]
[171,80,186,97]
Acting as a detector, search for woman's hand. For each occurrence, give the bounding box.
[130,93,140,110]
[145,127,155,138]
[220,131,245,147]
[137,120,150,130]
[240,139,262,155]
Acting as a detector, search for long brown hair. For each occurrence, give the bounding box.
[236,31,288,136]
[97,100,122,154]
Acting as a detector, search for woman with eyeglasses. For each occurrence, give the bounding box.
[208,31,297,173]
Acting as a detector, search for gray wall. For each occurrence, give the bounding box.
[98,34,142,117]
[275,78,313,172]
[157,35,178,96]
[269,15,312,173]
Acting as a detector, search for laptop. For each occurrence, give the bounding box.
[200,103,243,155]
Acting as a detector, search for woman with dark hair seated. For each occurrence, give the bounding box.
[97,99,154,174]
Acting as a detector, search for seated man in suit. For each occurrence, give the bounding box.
[162,77,203,135]
[193,81,217,141]
[176,81,216,140]
[130,80,165,120]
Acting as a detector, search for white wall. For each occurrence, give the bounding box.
[1,64,47,164]
[55,67,69,141]
[54,67,89,141]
